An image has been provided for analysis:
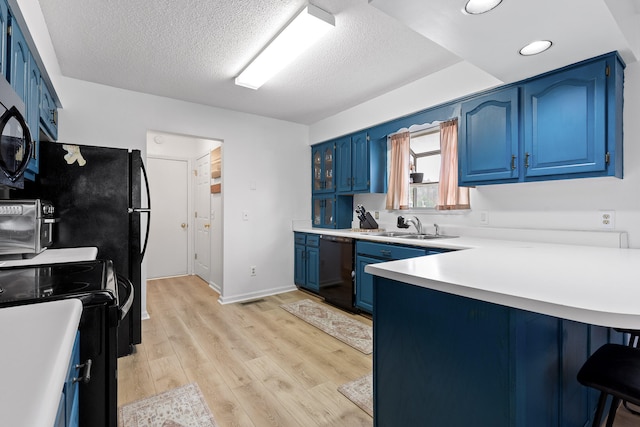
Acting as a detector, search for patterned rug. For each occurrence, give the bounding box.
[280,299,373,354]
[338,373,373,417]
[118,383,218,427]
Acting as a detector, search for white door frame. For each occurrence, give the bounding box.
[147,154,194,276]
[194,152,211,282]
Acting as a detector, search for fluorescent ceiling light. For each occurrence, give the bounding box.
[235,4,335,90]
[519,40,553,56]
[463,0,502,14]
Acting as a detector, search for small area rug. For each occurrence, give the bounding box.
[118,383,218,427]
[338,373,373,417]
[280,299,372,354]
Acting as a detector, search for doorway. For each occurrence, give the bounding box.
[145,131,223,289]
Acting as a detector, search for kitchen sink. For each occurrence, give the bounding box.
[367,231,415,237]
[400,234,458,240]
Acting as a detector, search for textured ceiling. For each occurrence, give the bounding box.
[37,0,639,125]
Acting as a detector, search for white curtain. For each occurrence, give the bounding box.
[437,119,469,210]
[385,131,410,210]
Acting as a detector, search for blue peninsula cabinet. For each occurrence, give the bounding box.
[373,277,622,427]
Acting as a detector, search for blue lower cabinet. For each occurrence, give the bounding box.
[354,255,376,313]
[55,332,80,427]
[294,233,320,293]
[373,277,617,427]
[355,241,449,314]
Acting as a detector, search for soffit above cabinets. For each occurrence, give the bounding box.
[370,0,638,84]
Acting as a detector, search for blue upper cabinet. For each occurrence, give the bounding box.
[335,131,386,194]
[9,19,29,102]
[0,0,8,78]
[39,78,58,140]
[335,136,352,192]
[459,87,520,185]
[523,59,607,178]
[460,52,624,186]
[312,141,335,194]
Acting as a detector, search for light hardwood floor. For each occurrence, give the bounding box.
[118,275,373,426]
[118,275,639,427]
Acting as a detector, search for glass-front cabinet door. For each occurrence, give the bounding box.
[312,196,335,228]
[312,141,334,194]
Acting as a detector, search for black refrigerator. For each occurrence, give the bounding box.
[20,140,151,357]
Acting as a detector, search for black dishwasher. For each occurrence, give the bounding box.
[319,235,356,313]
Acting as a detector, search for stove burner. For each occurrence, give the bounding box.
[0,260,110,305]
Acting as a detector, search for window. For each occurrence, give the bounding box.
[409,128,440,209]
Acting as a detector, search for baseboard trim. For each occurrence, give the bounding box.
[218,284,297,305]
[208,281,221,294]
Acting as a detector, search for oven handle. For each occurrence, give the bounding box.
[117,274,134,321]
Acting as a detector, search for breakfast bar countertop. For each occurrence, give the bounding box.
[365,244,640,329]
[0,299,83,427]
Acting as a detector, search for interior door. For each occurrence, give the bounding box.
[146,157,189,278]
[194,153,211,281]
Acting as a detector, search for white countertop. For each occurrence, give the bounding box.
[0,247,98,267]
[365,245,640,329]
[0,299,83,427]
[294,226,640,328]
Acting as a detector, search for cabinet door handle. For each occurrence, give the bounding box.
[511,155,516,170]
[380,249,392,258]
[524,152,530,168]
[74,359,93,384]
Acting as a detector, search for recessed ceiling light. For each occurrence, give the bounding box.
[463,0,502,14]
[519,40,553,56]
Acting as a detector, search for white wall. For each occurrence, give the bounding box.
[55,77,310,305]
[310,60,640,248]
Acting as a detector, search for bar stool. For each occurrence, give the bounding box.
[577,341,640,427]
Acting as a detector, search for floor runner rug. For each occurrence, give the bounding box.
[118,382,218,427]
[280,299,373,354]
[338,373,373,417]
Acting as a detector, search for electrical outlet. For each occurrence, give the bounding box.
[479,211,489,225]
[599,211,615,229]
[374,211,379,220]
[250,266,256,276]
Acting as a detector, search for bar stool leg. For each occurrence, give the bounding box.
[605,397,620,427]
[592,392,607,427]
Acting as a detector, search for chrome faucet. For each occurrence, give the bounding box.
[433,223,440,236]
[406,216,423,234]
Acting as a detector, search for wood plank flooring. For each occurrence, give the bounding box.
[118,275,373,427]
[118,275,639,427]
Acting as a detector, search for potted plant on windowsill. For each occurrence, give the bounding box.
[409,164,423,184]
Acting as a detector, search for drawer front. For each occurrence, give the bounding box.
[294,233,307,245]
[306,235,320,247]
[356,241,427,260]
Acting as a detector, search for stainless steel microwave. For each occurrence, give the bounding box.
[0,199,56,256]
